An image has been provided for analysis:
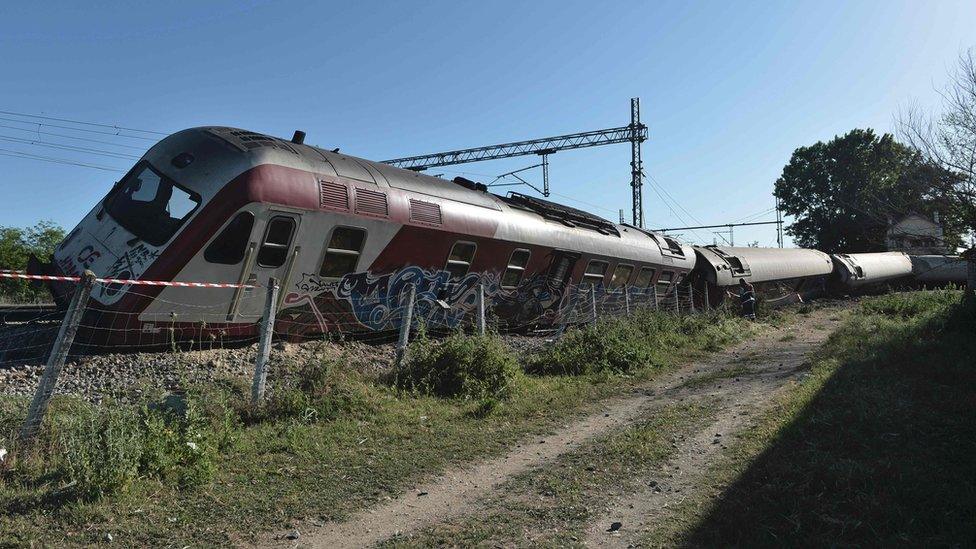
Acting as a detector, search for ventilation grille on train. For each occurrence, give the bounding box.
[355,188,389,217]
[319,181,349,211]
[409,199,442,225]
[227,129,299,155]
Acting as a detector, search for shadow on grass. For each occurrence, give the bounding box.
[682,296,976,547]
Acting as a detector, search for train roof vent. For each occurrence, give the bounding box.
[501,192,619,237]
[319,181,349,211]
[219,129,300,155]
[354,188,389,217]
[409,199,442,225]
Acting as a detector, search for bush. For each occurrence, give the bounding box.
[527,308,747,376]
[253,358,370,424]
[397,331,521,401]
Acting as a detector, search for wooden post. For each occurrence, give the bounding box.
[19,270,95,444]
[652,285,658,310]
[704,284,711,311]
[395,284,417,368]
[673,284,680,313]
[590,285,598,322]
[475,282,486,336]
[251,277,279,405]
[689,284,696,313]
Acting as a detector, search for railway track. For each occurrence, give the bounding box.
[0,303,59,323]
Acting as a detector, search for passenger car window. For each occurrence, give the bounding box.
[609,264,634,288]
[445,241,477,280]
[656,271,674,291]
[105,162,201,246]
[204,212,255,265]
[319,227,366,278]
[501,249,531,289]
[634,267,656,288]
[583,260,609,286]
[257,216,296,267]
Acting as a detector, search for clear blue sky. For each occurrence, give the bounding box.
[1,1,974,247]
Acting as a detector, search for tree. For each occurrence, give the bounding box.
[0,221,65,302]
[773,129,962,254]
[898,48,976,292]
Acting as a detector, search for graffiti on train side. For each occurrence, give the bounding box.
[284,266,664,334]
[336,266,497,330]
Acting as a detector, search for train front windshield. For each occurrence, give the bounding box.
[105,162,201,246]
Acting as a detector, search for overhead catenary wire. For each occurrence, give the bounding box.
[0,148,125,172]
[0,109,167,136]
[0,122,147,150]
[0,135,141,160]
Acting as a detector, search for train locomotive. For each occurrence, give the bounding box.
[27,127,966,347]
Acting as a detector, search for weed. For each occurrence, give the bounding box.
[526,308,748,376]
[397,331,521,402]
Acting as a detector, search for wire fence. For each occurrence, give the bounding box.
[0,269,711,447]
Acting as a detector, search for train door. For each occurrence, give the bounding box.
[228,210,302,321]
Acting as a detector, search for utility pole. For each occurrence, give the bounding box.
[775,196,784,248]
[630,98,645,228]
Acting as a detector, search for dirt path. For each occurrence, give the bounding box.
[268,306,845,548]
[584,310,839,547]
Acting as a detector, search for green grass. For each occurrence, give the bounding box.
[382,401,717,548]
[642,289,976,547]
[0,308,756,547]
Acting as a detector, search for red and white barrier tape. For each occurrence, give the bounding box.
[0,271,256,289]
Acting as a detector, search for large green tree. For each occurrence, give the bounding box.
[0,220,65,302]
[774,129,962,253]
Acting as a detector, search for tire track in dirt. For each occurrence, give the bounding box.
[266,307,845,548]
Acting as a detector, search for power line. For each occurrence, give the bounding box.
[0,135,140,160]
[0,110,166,135]
[0,115,159,141]
[0,122,147,150]
[0,148,125,172]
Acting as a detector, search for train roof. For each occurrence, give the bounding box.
[147,126,696,267]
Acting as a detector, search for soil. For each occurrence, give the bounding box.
[267,305,846,548]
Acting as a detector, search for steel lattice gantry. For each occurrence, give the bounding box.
[381,98,649,227]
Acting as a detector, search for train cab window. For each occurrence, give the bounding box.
[634,267,656,288]
[656,271,675,291]
[204,212,255,265]
[104,162,201,246]
[319,227,366,278]
[445,241,477,280]
[501,249,531,289]
[609,264,634,289]
[583,260,609,286]
[257,216,296,267]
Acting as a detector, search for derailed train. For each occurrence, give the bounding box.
[27,127,967,345]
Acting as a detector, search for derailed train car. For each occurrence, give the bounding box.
[689,245,835,308]
[32,127,699,346]
[830,252,914,289]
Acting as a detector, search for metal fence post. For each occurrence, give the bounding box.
[475,282,486,336]
[652,285,658,311]
[689,285,696,313]
[395,284,417,368]
[251,277,279,405]
[590,285,598,323]
[19,270,95,445]
[673,284,680,314]
[624,288,631,315]
[704,284,711,311]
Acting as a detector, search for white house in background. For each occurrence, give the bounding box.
[886,212,947,255]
